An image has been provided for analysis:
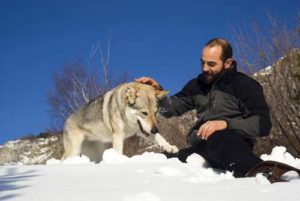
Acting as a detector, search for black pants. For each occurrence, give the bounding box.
[165,130,262,177]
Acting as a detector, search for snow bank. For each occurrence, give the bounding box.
[261,146,300,168]
[1,146,300,201]
[46,148,235,183]
[45,146,300,182]
[102,149,129,163]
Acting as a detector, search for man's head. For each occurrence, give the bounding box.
[201,38,233,84]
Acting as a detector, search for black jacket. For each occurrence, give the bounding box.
[159,62,272,146]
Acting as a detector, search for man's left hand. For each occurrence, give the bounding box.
[197,120,227,140]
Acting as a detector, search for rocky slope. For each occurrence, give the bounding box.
[253,49,300,157]
[0,133,63,165]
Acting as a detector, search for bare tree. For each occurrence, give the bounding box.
[47,35,127,131]
[231,12,300,157]
[89,32,112,90]
[232,13,300,74]
[47,60,102,129]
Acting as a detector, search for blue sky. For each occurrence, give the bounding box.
[0,0,299,144]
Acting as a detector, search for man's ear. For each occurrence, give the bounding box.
[224,58,233,69]
[126,86,137,106]
[156,90,169,100]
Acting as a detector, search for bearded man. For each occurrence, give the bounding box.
[136,38,272,177]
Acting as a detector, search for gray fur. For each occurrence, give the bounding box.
[62,82,178,161]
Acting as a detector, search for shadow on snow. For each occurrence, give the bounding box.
[0,166,39,200]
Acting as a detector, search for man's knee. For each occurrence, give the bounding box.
[206,130,234,150]
[205,130,248,159]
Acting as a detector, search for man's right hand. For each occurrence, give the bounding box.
[135,77,162,90]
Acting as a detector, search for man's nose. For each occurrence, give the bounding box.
[202,64,209,72]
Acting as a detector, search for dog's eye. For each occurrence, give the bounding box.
[141,111,148,116]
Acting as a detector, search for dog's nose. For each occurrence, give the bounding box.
[151,127,159,134]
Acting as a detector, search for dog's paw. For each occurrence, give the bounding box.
[164,144,179,153]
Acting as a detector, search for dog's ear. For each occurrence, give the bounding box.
[126,86,137,106]
[156,90,169,100]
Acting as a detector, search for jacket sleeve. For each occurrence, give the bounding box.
[158,80,196,118]
[226,77,272,139]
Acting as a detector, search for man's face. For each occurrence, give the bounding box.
[201,46,231,85]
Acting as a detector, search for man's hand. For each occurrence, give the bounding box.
[197,120,227,140]
[135,77,162,90]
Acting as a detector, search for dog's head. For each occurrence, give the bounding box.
[125,82,168,137]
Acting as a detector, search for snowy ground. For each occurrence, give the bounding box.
[1,146,300,201]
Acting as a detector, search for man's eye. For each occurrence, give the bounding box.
[207,62,216,67]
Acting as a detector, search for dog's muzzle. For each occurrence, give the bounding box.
[137,120,154,137]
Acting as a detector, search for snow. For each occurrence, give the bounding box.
[261,146,300,167]
[5,140,20,149]
[1,146,300,201]
[253,65,273,77]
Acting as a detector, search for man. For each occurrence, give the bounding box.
[136,38,272,177]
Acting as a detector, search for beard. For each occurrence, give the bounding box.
[203,66,226,85]
[203,71,218,85]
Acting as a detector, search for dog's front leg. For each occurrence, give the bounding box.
[140,133,179,153]
[112,132,125,154]
[154,133,179,153]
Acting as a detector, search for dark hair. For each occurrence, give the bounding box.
[204,38,233,61]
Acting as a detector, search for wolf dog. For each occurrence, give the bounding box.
[62,82,179,160]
